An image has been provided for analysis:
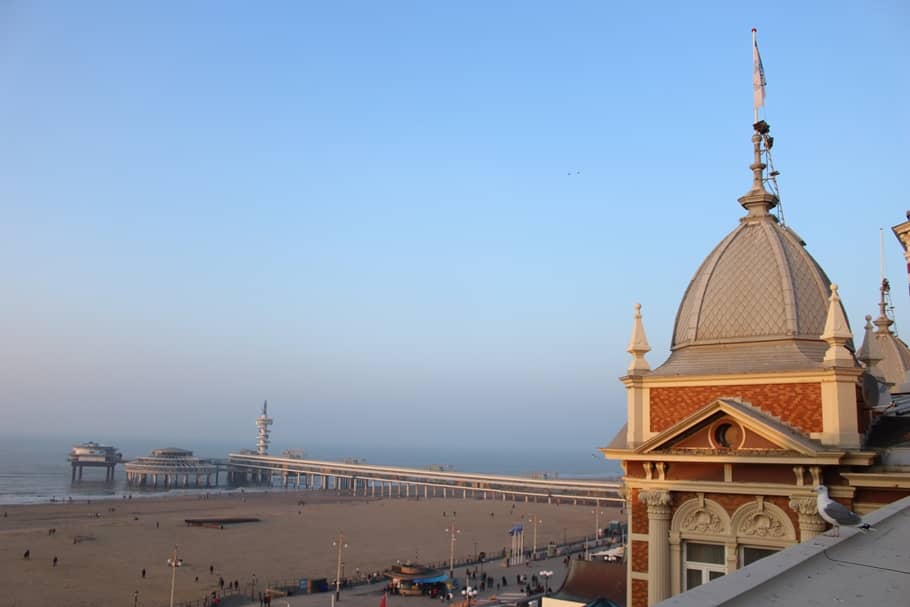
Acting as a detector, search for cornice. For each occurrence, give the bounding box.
[605,451,843,465]
[841,472,910,489]
[624,478,816,498]
[628,368,862,388]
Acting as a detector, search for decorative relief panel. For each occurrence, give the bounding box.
[732,497,796,542]
[671,494,731,537]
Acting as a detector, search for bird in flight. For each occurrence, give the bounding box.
[815,485,873,537]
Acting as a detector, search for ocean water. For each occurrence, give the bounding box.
[0,434,620,505]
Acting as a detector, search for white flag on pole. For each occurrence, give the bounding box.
[752,29,766,110]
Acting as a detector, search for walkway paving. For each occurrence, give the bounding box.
[229,554,578,607]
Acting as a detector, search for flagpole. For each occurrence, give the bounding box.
[752,28,759,123]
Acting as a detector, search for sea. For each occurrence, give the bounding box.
[0,434,621,505]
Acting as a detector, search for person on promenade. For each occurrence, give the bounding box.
[23,549,30,560]
[141,568,146,578]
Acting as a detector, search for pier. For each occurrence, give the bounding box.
[124,448,221,489]
[68,442,122,482]
[227,453,621,505]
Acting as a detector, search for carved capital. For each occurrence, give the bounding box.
[789,495,826,541]
[639,489,672,519]
[639,489,672,507]
[788,496,817,516]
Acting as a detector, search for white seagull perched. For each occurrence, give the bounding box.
[815,485,873,536]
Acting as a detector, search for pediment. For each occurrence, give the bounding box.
[636,398,825,457]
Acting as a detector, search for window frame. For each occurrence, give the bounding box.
[682,541,727,591]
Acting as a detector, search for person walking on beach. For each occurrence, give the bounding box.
[53,556,58,567]
[23,549,30,560]
[141,568,146,579]
[210,564,215,575]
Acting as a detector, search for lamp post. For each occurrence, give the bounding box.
[461,586,478,607]
[445,517,460,579]
[593,501,601,544]
[539,570,553,594]
[167,545,182,607]
[333,531,348,601]
[529,515,542,559]
[251,573,258,601]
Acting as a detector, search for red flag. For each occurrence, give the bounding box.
[380,593,387,607]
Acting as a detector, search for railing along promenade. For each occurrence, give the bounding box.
[227,453,621,505]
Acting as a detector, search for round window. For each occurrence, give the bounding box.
[712,422,742,449]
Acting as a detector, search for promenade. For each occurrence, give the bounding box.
[231,552,576,607]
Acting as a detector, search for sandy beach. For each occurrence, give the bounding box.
[0,491,619,607]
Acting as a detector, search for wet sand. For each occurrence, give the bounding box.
[0,491,619,607]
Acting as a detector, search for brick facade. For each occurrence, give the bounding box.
[631,539,648,573]
[631,579,648,607]
[650,382,823,434]
[630,489,649,534]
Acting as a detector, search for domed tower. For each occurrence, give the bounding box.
[601,122,876,607]
[857,278,910,392]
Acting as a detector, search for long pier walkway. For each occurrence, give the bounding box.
[227,453,621,505]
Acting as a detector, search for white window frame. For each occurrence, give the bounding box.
[682,541,727,591]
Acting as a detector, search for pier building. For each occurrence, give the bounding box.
[68,442,122,482]
[124,448,220,489]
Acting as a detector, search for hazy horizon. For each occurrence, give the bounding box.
[2,2,906,451]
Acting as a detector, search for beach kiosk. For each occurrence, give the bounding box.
[385,564,453,598]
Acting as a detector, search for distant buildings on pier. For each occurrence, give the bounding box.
[68,442,122,481]
[124,448,220,489]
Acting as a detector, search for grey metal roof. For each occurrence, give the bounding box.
[671,215,836,353]
[652,340,829,376]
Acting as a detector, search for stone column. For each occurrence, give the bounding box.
[789,496,827,540]
[639,490,672,606]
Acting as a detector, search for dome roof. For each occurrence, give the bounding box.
[652,128,848,376]
[858,281,910,390]
[672,216,834,349]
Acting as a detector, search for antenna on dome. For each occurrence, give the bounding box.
[751,28,785,226]
[879,228,899,335]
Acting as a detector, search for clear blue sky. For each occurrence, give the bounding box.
[1,1,907,453]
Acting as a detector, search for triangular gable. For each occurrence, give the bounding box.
[635,398,826,456]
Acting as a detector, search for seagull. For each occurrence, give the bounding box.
[815,485,873,536]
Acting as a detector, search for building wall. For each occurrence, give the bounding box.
[649,383,823,434]
[631,579,648,607]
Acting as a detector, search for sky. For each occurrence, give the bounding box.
[1,1,908,456]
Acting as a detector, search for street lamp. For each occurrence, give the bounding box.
[539,570,553,594]
[528,515,542,559]
[333,531,349,601]
[592,501,601,544]
[461,586,478,606]
[167,545,182,607]
[445,518,460,578]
